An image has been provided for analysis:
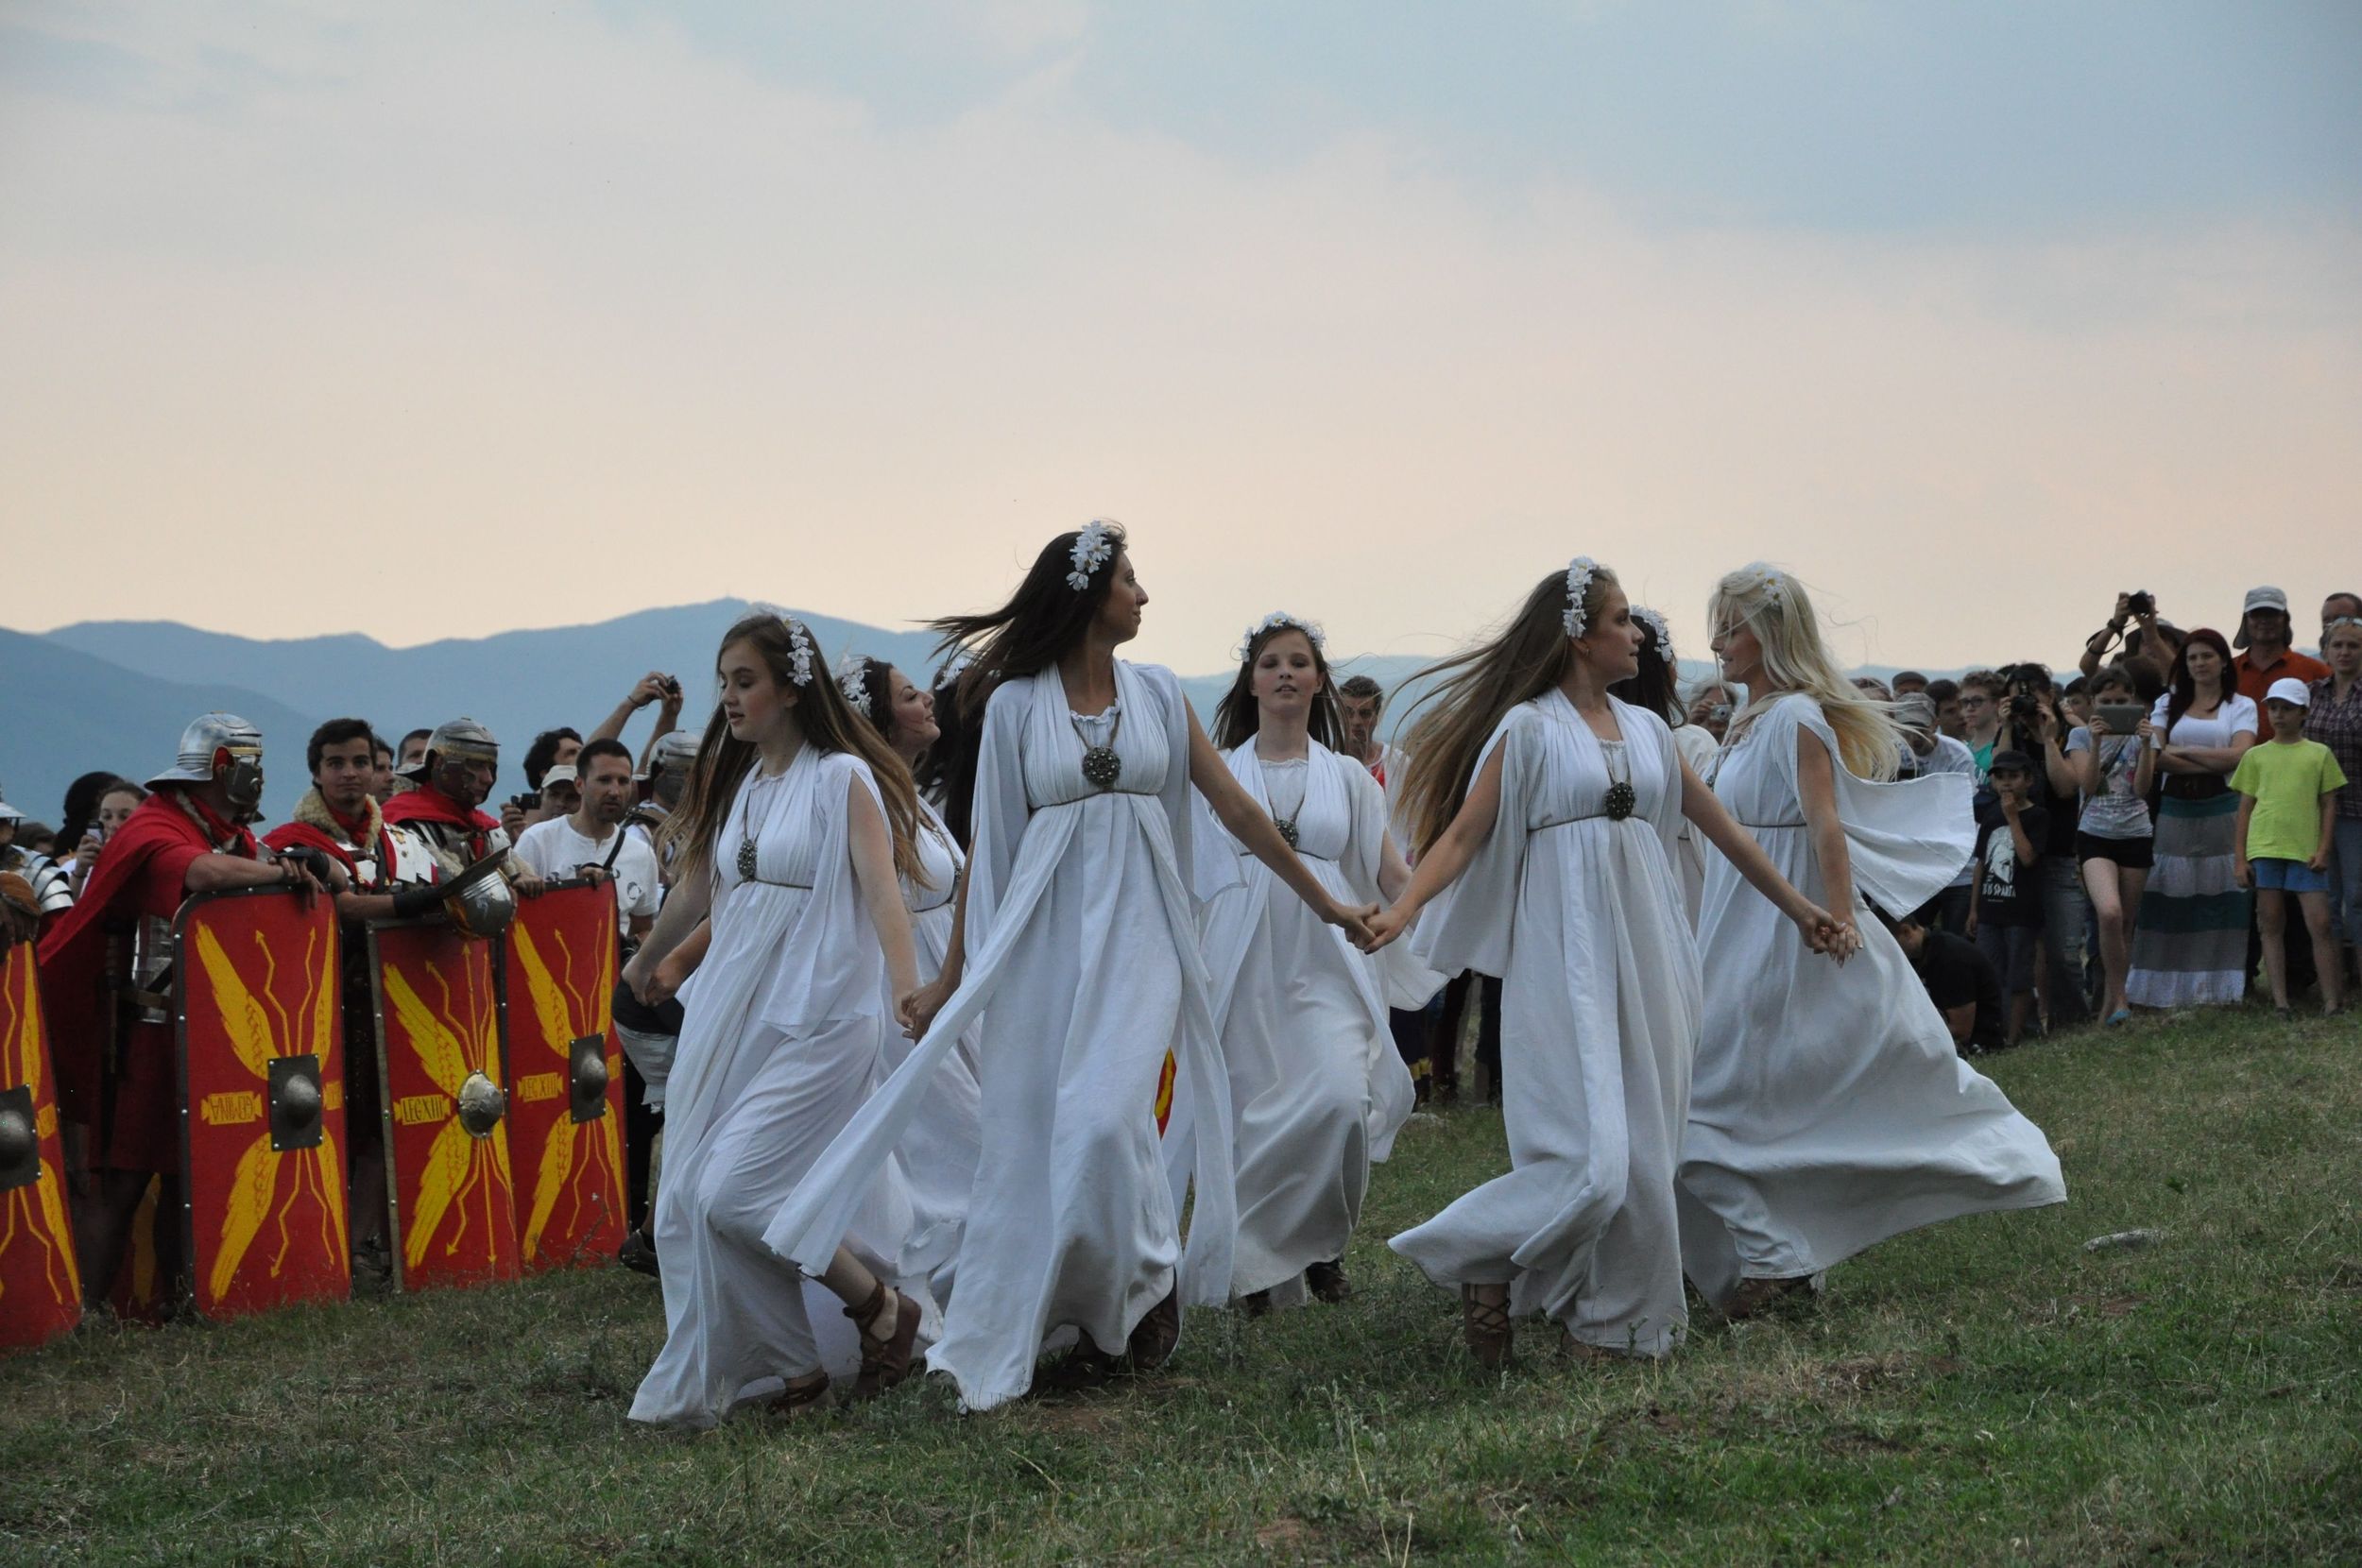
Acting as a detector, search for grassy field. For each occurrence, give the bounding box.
[6,1005,2358,1566]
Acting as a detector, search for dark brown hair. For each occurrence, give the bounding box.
[1211,621,1341,750]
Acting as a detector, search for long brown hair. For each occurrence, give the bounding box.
[925,521,1127,844]
[1395,564,1621,856]
[661,612,930,890]
[1212,617,1342,750]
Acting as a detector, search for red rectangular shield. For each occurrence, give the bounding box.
[1,942,80,1352]
[500,880,626,1272]
[368,920,520,1291]
[174,888,351,1321]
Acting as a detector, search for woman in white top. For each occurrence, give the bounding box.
[1197,612,1421,1312]
[1364,560,1839,1366]
[2125,628,2259,1008]
[766,522,1377,1410]
[1609,605,1720,925]
[621,609,934,1427]
[1682,564,2066,1320]
[837,654,981,1304]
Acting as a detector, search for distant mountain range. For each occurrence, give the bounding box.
[2,602,1456,831]
[12,600,1958,838]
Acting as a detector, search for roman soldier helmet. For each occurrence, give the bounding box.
[146,712,266,811]
[401,716,500,782]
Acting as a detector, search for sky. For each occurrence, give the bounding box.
[2,1,2357,673]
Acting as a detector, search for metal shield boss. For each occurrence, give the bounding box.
[501,879,627,1272]
[368,918,520,1290]
[174,888,352,1321]
[1,943,81,1352]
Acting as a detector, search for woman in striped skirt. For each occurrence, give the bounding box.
[2126,629,2259,1008]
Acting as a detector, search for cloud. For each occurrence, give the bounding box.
[0,1,2355,674]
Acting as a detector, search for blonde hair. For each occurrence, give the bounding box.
[1396,563,1621,855]
[1710,563,1900,781]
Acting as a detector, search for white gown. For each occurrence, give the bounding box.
[1390,692,1700,1357]
[1680,694,2066,1306]
[766,660,1234,1411]
[1197,740,1415,1305]
[628,749,929,1428]
[881,798,983,1303]
[1670,722,1720,926]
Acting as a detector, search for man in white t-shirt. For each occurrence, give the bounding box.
[511,740,659,943]
[1895,692,1979,932]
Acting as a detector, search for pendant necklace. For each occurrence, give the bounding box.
[1072,705,1124,792]
[1601,740,1636,822]
[737,761,791,880]
[1264,757,1308,848]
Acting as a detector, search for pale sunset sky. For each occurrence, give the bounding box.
[3,2,2356,672]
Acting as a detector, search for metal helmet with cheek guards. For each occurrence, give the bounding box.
[147,712,266,810]
[401,716,501,783]
[642,729,700,808]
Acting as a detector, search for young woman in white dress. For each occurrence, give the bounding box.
[1681,563,2067,1319]
[1611,605,1720,924]
[765,522,1378,1409]
[837,654,981,1304]
[1364,560,1842,1366]
[620,609,936,1426]
[1197,612,1420,1313]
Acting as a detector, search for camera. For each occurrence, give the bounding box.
[510,791,540,812]
[2126,590,2154,618]
[661,676,682,700]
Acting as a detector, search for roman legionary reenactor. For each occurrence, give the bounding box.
[264,718,443,1272]
[380,718,543,912]
[36,714,334,1305]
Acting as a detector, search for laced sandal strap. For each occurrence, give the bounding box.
[842,1278,888,1335]
[769,1369,831,1414]
[1461,1286,1512,1337]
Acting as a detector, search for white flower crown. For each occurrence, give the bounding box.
[1563,556,1601,639]
[836,654,875,721]
[1731,562,1788,607]
[934,650,973,690]
[1238,610,1326,661]
[1632,605,1677,671]
[1067,520,1116,592]
[746,602,816,687]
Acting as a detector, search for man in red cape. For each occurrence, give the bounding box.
[380,717,541,897]
[38,713,333,1304]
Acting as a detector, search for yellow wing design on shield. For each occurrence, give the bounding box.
[404,1119,471,1270]
[382,964,467,1098]
[208,1133,276,1301]
[195,926,276,1082]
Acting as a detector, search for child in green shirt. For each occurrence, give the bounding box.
[2231,678,2350,1015]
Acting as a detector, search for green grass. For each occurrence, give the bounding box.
[7,1007,2359,1565]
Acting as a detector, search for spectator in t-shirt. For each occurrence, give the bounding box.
[2232,679,2349,1017]
[1998,661,2093,1031]
[1959,670,2004,778]
[2065,665,2158,1025]
[1926,677,1965,742]
[2321,592,2362,653]
[1894,693,1977,932]
[1891,671,1929,697]
[1969,749,2046,1046]
[1876,903,2003,1055]
[511,740,659,944]
[65,780,149,901]
[2307,615,2362,986]
[2232,586,2329,702]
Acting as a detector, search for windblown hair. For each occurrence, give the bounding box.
[661,612,930,891]
[1711,564,1900,781]
[1395,564,1621,856]
[1212,621,1341,750]
[913,654,975,831]
[1608,612,1685,727]
[2163,626,2235,735]
[925,521,1127,845]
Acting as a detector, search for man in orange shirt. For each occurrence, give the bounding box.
[2234,586,2329,701]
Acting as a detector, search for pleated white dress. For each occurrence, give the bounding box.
[1390,692,1700,1357]
[1679,694,2066,1307]
[767,660,1235,1411]
[629,749,930,1428]
[881,799,983,1303]
[1670,722,1720,926]
[1197,741,1416,1305]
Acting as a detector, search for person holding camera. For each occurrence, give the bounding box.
[2065,666,2158,1025]
[2080,592,2181,700]
[1996,662,2093,1031]
[2127,630,2258,1008]
[1967,750,2046,1047]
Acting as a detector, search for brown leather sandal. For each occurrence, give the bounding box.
[1306,1260,1351,1304]
[1722,1275,1814,1321]
[1462,1284,1512,1370]
[1238,1289,1273,1318]
[1557,1327,1622,1364]
[767,1369,831,1416]
[1127,1288,1181,1372]
[1037,1333,1121,1393]
[844,1280,920,1402]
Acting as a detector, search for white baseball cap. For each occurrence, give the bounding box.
[2265,677,2311,708]
[539,764,580,791]
[2235,586,2289,647]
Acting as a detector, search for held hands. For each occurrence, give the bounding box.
[1792,902,1858,964]
[1362,904,1412,953]
[900,974,955,1041]
[1321,897,1381,951]
[627,947,690,1007]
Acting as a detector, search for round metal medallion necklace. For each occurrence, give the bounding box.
[1071,705,1124,791]
[737,762,791,879]
[1600,739,1636,822]
[1262,755,1309,847]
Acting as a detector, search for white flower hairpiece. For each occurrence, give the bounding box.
[1238,610,1326,661]
[934,650,973,690]
[1067,520,1115,591]
[1732,562,1787,607]
[746,602,817,687]
[836,654,875,720]
[1563,556,1601,639]
[1632,606,1677,671]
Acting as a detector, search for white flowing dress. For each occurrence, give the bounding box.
[766,660,1234,1411]
[1197,741,1415,1305]
[1391,692,1701,1357]
[1680,694,2066,1306]
[628,749,929,1428]
[881,798,983,1303]
[1670,722,1720,926]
